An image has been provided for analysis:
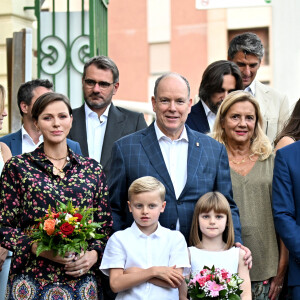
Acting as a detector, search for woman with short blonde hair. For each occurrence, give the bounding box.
[212,90,287,299]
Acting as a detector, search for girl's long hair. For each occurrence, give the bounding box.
[189,192,235,250]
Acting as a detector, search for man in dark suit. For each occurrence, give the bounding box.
[186,60,243,134]
[68,56,147,176]
[272,141,300,298]
[0,79,81,155]
[109,72,242,242]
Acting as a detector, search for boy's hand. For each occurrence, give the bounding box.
[152,265,184,288]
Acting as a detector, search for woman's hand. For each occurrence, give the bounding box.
[0,247,8,271]
[31,242,78,265]
[64,250,98,277]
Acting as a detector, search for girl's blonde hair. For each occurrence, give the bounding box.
[189,192,234,250]
[212,90,272,161]
[0,84,5,114]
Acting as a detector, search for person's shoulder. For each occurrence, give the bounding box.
[275,136,295,152]
[159,225,186,241]
[277,139,300,156]
[110,226,136,244]
[0,130,20,142]
[0,142,12,162]
[114,105,144,118]
[115,125,150,145]
[256,81,288,100]
[237,247,246,261]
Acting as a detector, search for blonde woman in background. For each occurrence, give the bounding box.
[0,84,12,299]
[212,91,287,300]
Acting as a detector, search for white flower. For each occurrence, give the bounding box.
[55,219,61,225]
[65,213,73,221]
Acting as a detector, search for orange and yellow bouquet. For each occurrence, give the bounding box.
[31,200,106,257]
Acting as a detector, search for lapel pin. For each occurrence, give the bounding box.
[196,142,199,147]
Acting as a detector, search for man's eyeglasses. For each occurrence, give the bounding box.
[84,79,114,89]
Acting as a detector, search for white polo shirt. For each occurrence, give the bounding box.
[100,222,190,300]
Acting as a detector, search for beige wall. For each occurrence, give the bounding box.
[0,0,36,134]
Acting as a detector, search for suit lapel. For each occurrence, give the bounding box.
[254,81,270,116]
[71,105,89,156]
[140,124,175,195]
[194,101,210,133]
[11,130,23,156]
[101,104,127,170]
[179,127,203,198]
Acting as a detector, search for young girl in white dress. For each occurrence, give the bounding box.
[179,191,251,300]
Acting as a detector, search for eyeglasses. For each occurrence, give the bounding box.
[84,79,115,89]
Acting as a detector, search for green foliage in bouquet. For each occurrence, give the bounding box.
[31,200,106,257]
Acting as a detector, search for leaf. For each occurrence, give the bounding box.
[36,243,51,257]
[228,294,241,300]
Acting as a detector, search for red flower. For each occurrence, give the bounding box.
[73,213,83,222]
[197,277,207,287]
[60,222,75,235]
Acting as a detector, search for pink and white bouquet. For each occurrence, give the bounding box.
[31,200,106,257]
[187,265,244,299]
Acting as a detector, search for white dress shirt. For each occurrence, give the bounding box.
[244,80,256,96]
[85,103,110,162]
[201,100,216,132]
[154,121,188,200]
[100,222,190,300]
[22,126,43,154]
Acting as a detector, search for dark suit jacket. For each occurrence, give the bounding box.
[186,101,210,134]
[108,123,242,242]
[272,141,300,286]
[0,129,82,156]
[68,103,147,176]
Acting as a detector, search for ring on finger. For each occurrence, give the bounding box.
[79,269,83,274]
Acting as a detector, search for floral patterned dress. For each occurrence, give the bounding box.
[0,144,112,300]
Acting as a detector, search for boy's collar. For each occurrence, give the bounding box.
[131,221,164,237]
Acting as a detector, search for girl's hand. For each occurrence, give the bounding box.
[31,243,75,265]
[64,250,98,277]
[235,242,252,269]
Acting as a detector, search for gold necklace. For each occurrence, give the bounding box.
[45,153,69,161]
[53,159,68,178]
[230,153,255,165]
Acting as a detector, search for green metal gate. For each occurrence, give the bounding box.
[25,0,109,107]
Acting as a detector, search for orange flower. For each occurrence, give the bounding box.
[43,219,56,235]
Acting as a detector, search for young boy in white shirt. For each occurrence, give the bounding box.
[100,176,190,300]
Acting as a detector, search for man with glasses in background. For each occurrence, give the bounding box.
[68,55,147,177]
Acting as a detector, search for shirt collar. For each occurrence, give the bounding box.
[154,121,189,142]
[84,103,111,120]
[21,125,44,143]
[201,99,215,117]
[245,80,256,96]
[131,221,164,238]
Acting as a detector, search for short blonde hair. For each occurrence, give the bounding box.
[0,84,5,114]
[128,176,166,202]
[212,90,272,160]
[189,192,234,250]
